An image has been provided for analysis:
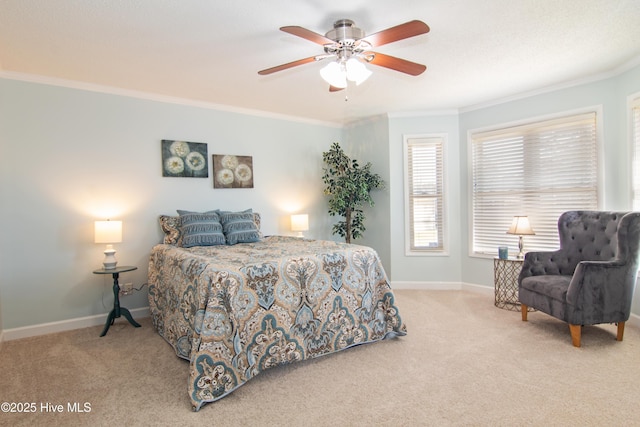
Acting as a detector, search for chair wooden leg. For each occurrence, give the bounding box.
[569,324,581,347]
[521,304,528,321]
[616,322,625,341]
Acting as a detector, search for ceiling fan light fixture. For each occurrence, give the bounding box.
[320,58,371,88]
[345,58,372,85]
[320,61,347,88]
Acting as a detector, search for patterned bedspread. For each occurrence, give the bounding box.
[148,235,406,411]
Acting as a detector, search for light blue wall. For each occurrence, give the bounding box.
[458,63,640,304]
[0,78,342,329]
[2,62,639,332]
[343,115,392,272]
[387,113,462,283]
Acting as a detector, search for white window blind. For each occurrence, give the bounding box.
[471,112,598,255]
[632,98,640,210]
[405,136,445,253]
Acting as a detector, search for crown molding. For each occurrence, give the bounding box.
[388,109,460,118]
[3,52,639,127]
[460,54,640,114]
[0,70,342,129]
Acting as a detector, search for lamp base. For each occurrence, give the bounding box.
[103,246,118,270]
[517,236,525,259]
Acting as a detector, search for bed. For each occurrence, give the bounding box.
[148,211,407,411]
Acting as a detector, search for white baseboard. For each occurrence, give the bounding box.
[461,282,495,296]
[392,280,494,295]
[391,280,464,290]
[628,313,640,329]
[2,307,150,341]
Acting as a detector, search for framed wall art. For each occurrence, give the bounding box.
[213,154,254,188]
[161,140,208,178]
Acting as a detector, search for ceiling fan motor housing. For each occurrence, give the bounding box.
[325,19,364,44]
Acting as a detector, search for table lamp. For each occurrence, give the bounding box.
[95,220,122,269]
[507,216,535,259]
[290,214,309,238]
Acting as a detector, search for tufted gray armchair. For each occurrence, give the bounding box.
[518,211,640,347]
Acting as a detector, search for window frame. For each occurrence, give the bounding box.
[467,106,604,258]
[403,133,448,256]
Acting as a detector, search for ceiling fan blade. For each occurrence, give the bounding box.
[280,26,335,45]
[258,56,318,75]
[329,85,345,92]
[361,20,430,47]
[366,52,426,76]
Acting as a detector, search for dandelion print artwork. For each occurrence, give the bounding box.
[217,168,234,185]
[161,140,209,177]
[213,154,254,188]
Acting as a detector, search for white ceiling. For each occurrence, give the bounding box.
[1,0,639,125]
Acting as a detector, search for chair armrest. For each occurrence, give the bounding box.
[565,260,632,308]
[518,250,565,285]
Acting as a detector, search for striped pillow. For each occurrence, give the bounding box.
[217,209,261,245]
[177,210,226,247]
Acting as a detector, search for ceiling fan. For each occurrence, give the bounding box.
[258,19,430,91]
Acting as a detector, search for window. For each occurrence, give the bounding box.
[631,97,640,210]
[404,135,446,254]
[471,111,599,256]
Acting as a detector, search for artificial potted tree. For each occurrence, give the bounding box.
[322,142,384,243]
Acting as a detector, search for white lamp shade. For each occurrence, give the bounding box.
[320,59,372,88]
[95,220,123,243]
[506,216,535,235]
[291,214,309,232]
[345,58,372,85]
[320,62,347,88]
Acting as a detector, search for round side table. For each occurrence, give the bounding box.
[93,265,141,336]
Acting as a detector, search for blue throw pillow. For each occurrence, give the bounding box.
[177,210,226,248]
[217,209,261,245]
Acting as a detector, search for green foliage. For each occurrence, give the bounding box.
[322,142,384,243]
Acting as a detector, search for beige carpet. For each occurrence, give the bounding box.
[1,290,639,426]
